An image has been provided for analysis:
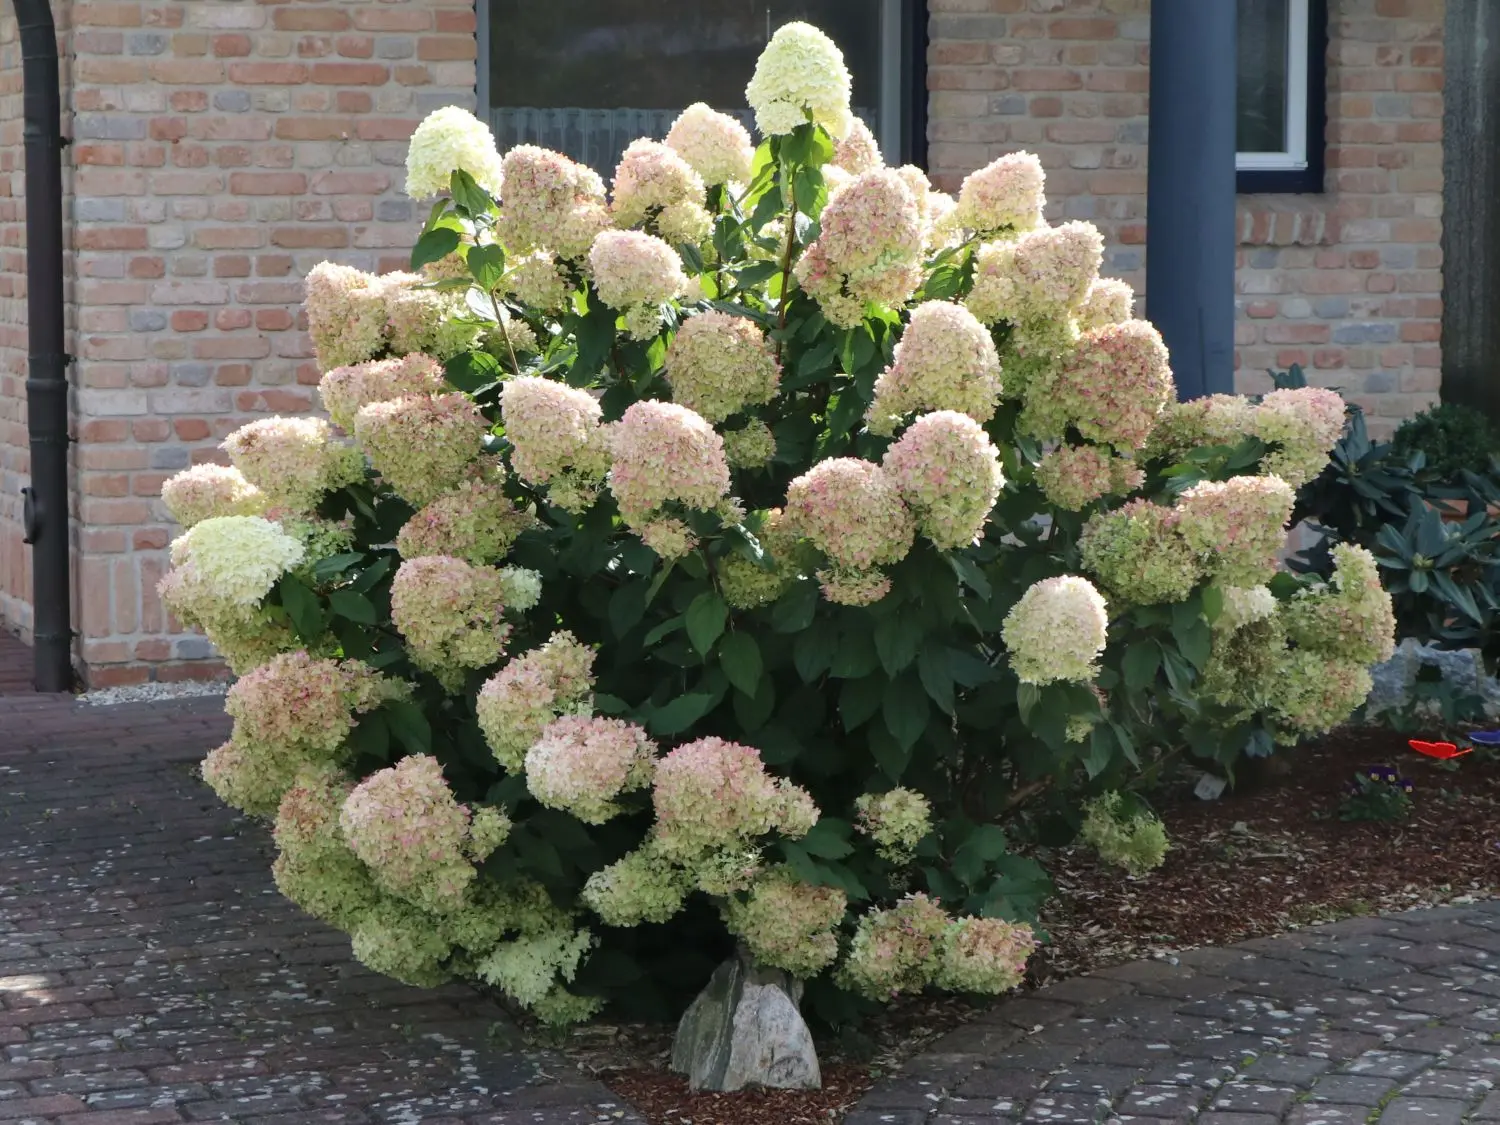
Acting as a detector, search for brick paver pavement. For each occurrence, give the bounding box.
[851,904,1500,1124]
[0,690,641,1125]
[8,679,1500,1125]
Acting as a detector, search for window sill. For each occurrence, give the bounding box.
[1235,196,1339,247]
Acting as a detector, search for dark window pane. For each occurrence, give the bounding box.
[488,1,890,173]
[1237,0,1289,153]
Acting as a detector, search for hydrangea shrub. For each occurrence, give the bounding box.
[159,23,1394,1030]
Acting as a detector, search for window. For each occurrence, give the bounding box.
[1236,0,1327,193]
[478,1,925,177]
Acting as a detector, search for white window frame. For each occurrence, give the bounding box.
[1235,0,1311,173]
[477,1,911,165]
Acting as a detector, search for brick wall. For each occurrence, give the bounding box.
[926,0,1444,437]
[64,0,475,685]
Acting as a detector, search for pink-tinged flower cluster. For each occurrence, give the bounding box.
[396,476,533,565]
[205,652,402,815]
[499,377,610,512]
[744,21,854,139]
[882,411,1004,549]
[665,103,755,187]
[606,401,732,528]
[1002,575,1109,685]
[1079,499,1202,605]
[340,754,498,915]
[477,631,596,772]
[305,261,389,371]
[228,650,397,757]
[966,222,1105,327]
[1281,543,1396,666]
[833,118,883,175]
[319,353,446,432]
[389,556,511,687]
[663,312,781,423]
[854,788,933,864]
[384,278,483,360]
[504,251,571,312]
[498,144,611,260]
[353,393,486,506]
[1270,651,1374,738]
[611,139,706,229]
[867,302,1003,436]
[1034,444,1144,511]
[524,716,658,824]
[794,169,925,327]
[724,868,847,978]
[588,230,688,340]
[838,892,950,999]
[784,458,914,606]
[954,151,1046,236]
[1176,474,1295,588]
[1027,320,1174,449]
[271,765,380,930]
[161,463,266,528]
[223,417,364,513]
[1253,387,1348,487]
[935,917,1037,994]
[651,737,818,860]
[1076,277,1136,332]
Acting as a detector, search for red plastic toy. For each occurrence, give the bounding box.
[1407,739,1472,760]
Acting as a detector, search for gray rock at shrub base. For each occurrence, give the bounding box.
[670,950,821,1092]
[1365,637,1500,718]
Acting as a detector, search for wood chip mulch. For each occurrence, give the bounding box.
[592,724,1500,1124]
[605,1064,874,1125]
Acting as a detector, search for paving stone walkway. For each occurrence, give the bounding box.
[853,904,1500,1125]
[0,691,641,1125]
[8,683,1500,1125]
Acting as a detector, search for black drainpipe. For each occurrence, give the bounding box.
[14,0,73,692]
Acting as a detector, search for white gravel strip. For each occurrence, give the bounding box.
[79,680,230,707]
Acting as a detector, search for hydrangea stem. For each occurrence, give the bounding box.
[774,173,799,363]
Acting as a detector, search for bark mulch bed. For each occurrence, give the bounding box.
[590,723,1500,1125]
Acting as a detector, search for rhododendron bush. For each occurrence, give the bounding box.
[159,23,1394,1032]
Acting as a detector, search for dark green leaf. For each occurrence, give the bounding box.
[328,588,376,625]
[444,349,503,393]
[839,675,883,731]
[1122,642,1160,693]
[917,643,956,715]
[449,168,493,215]
[643,615,685,646]
[347,712,390,761]
[1084,724,1114,779]
[732,673,776,731]
[882,673,930,753]
[718,632,763,697]
[312,551,365,584]
[279,576,324,642]
[385,700,431,755]
[794,627,838,682]
[1016,681,1041,725]
[873,613,921,677]
[772,579,818,633]
[466,243,506,291]
[609,582,648,640]
[800,818,854,860]
[686,592,728,655]
[410,226,461,271]
[868,724,910,782]
[648,693,715,736]
[1175,619,1212,672]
